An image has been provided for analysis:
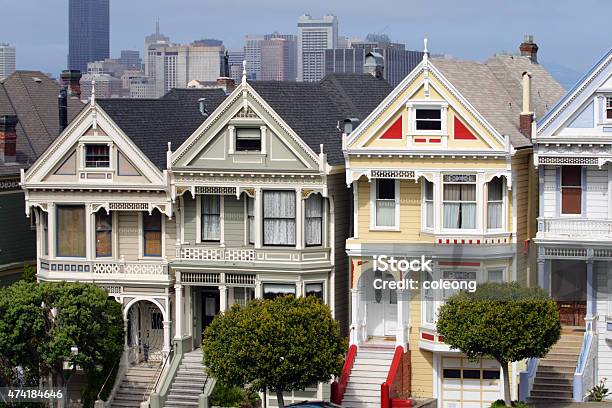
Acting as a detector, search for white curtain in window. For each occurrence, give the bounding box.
[425,201,433,228]
[247,197,255,244]
[443,203,460,228]
[376,200,395,227]
[487,179,503,229]
[263,191,296,245]
[305,194,322,245]
[462,203,476,229]
[202,195,220,241]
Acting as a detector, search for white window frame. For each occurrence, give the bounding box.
[303,280,327,304]
[262,190,296,247]
[55,204,87,260]
[422,179,434,232]
[560,165,583,216]
[94,210,113,259]
[370,179,400,231]
[606,96,612,123]
[305,194,323,247]
[407,101,448,136]
[486,177,505,231]
[82,142,113,170]
[195,195,225,245]
[441,174,478,232]
[484,267,506,284]
[138,211,165,259]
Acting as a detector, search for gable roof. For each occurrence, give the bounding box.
[0,71,84,174]
[97,88,228,169]
[431,55,565,148]
[251,73,393,165]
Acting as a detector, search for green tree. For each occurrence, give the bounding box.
[436,282,561,407]
[21,264,37,283]
[0,281,124,406]
[203,296,346,408]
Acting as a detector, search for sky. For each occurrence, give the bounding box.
[0,0,609,88]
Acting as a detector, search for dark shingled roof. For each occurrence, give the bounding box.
[251,73,393,165]
[0,71,84,175]
[97,88,228,169]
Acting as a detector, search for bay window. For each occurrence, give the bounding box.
[305,282,324,301]
[263,191,295,246]
[375,179,397,228]
[143,210,162,257]
[40,211,48,256]
[607,97,612,120]
[561,166,582,215]
[443,175,476,229]
[201,195,221,242]
[95,211,112,257]
[263,283,296,300]
[423,180,434,229]
[56,206,85,257]
[305,194,323,246]
[487,177,503,229]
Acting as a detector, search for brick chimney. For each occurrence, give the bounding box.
[0,115,18,163]
[519,72,533,138]
[216,77,236,94]
[60,70,82,98]
[519,34,539,64]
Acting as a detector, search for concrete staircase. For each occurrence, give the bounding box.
[164,349,209,408]
[342,343,395,408]
[529,329,583,404]
[111,365,158,408]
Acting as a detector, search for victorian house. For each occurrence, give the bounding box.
[337,38,564,408]
[531,49,612,402]
[167,70,391,406]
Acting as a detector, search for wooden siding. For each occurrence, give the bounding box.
[224,196,245,246]
[183,195,196,243]
[328,172,351,335]
[542,166,557,218]
[586,166,608,219]
[165,215,176,260]
[512,150,535,286]
[409,296,434,397]
[117,212,139,261]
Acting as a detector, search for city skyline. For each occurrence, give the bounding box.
[2,0,608,86]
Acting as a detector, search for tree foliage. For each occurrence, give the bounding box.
[437,282,561,406]
[202,296,346,408]
[0,281,124,406]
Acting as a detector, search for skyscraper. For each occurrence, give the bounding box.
[297,14,338,82]
[244,35,264,80]
[144,20,171,79]
[68,0,110,73]
[0,43,16,80]
[260,36,297,81]
[119,50,142,70]
[228,50,245,83]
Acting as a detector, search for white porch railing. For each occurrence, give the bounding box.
[538,217,612,239]
[573,327,597,402]
[175,245,331,265]
[39,257,171,281]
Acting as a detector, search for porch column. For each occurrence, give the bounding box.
[123,318,129,349]
[537,259,545,290]
[163,320,171,353]
[48,203,56,258]
[254,188,263,249]
[174,284,183,339]
[395,289,408,349]
[295,188,304,249]
[255,281,262,299]
[586,260,595,319]
[85,203,93,260]
[219,285,228,312]
[349,289,359,345]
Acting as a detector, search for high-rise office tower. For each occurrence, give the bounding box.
[144,20,171,78]
[228,50,245,83]
[260,36,297,81]
[68,0,110,73]
[119,50,142,70]
[244,35,264,80]
[297,14,338,82]
[0,43,16,80]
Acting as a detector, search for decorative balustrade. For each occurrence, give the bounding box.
[176,245,331,266]
[538,217,612,239]
[573,330,597,402]
[39,257,170,281]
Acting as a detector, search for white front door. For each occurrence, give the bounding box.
[367,272,397,337]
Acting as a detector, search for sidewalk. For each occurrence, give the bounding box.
[530,402,612,408]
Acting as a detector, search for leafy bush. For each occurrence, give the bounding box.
[490,400,528,408]
[210,382,260,408]
[588,378,610,402]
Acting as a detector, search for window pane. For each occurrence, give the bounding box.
[376,200,395,227]
[443,203,460,228]
[95,211,112,257]
[416,109,441,119]
[416,120,442,131]
[461,203,476,229]
[143,211,162,257]
[424,180,433,200]
[562,166,581,187]
[263,283,296,300]
[85,145,110,168]
[57,206,86,257]
[236,128,261,151]
[425,202,433,228]
[562,187,581,214]
[305,195,323,246]
[488,269,503,283]
[305,283,324,300]
[202,195,220,241]
[488,202,502,229]
[263,191,296,245]
[461,184,476,201]
[247,197,255,244]
[377,179,395,199]
[488,178,503,201]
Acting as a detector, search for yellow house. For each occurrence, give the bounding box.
[338,40,564,408]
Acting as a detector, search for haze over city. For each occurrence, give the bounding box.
[2,0,610,86]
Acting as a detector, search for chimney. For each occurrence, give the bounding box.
[343,118,360,134]
[216,77,236,94]
[59,87,68,133]
[0,115,18,163]
[519,34,538,64]
[198,98,208,118]
[364,52,384,79]
[60,70,82,98]
[519,72,533,138]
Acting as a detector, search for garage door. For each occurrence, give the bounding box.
[441,357,502,408]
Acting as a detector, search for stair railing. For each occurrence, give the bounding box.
[143,349,172,404]
[95,359,119,404]
[330,344,357,404]
[153,346,174,394]
[381,346,407,408]
[573,329,596,402]
[518,357,539,402]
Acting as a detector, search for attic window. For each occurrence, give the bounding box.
[85,145,110,168]
[236,128,261,152]
[606,97,612,120]
[415,109,442,131]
